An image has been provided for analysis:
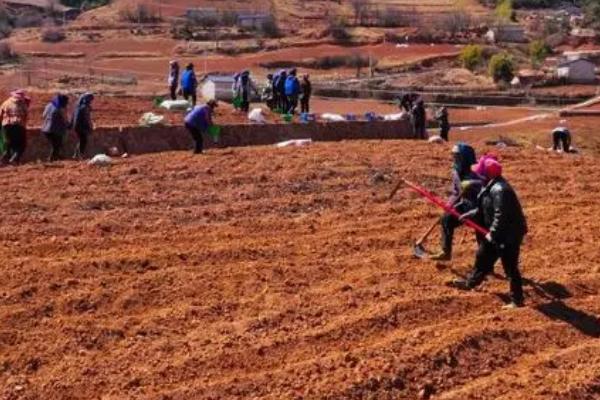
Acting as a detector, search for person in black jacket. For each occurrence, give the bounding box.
[300,74,312,114]
[42,94,70,162]
[72,93,94,159]
[451,157,528,309]
[436,106,450,141]
[412,98,427,139]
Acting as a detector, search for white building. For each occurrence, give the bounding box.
[556,58,596,83]
[201,75,236,101]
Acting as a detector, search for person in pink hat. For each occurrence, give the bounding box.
[450,156,528,309]
[0,90,30,164]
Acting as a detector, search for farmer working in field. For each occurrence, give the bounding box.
[450,157,528,309]
[300,74,312,114]
[72,93,94,160]
[285,68,301,114]
[551,121,573,153]
[262,74,276,111]
[42,94,70,162]
[412,98,427,139]
[431,143,481,261]
[274,69,288,112]
[184,99,218,154]
[435,106,450,142]
[168,60,180,101]
[0,89,30,165]
[181,63,198,106]
[236,70,258,113]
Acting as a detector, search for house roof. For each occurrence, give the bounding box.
[3,0,74,12]
[557,58,595,68]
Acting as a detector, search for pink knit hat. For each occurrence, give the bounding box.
[472,155,502,179]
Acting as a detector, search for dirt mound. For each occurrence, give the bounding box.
[0,136,599,399]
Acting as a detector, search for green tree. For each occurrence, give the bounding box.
[529,40,550,67]
[495,0,514,22]
[488,52,515,82]
[460,44,483,71]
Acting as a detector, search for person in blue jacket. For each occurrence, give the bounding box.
[285,68,300,114]
[184,99,218,154]
[181,63,198,106]
[72,92,94,159]
[275,69,287,112]
[41,94,71,162]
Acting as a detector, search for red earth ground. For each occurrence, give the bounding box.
[1,123,600,398]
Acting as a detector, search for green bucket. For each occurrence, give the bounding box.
[208,125,221,142]
[282,114,293,123]
[153,96,165,107]
[232,96,242,108]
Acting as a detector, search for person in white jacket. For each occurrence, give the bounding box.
[168,60,179,100]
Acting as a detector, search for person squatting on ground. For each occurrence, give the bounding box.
[285,68,301,114]
[72,93,94,160]
[168,60,180,101]
[436,106,450,142]
[552,122,572,153]
[431,143,481,261]
[181,63,198,106]
[184,99,218,154]
[42,94,70,162]
[236,70,258,113]
[412,98,427,139]
[451,156,528,309]
[0,90,30,165]
[300,74,312,114]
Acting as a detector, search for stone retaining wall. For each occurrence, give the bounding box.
[20,119,415,162]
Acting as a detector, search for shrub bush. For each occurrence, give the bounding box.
[41,27,66,42]
[328,17,350,43]
[460,44,483,71]
[259,15,281,38]
[488,52,515,82]
[119,2,162,23]
[529,39,550,67]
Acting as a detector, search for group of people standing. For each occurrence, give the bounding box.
[0,90,94,164]
[168,61,198,106]
[268,69,312,114]
[399,92,451,141]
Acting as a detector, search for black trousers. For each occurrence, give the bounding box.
[169,85,177,101]
[287,95,298,114]
[183,90,196,106]
[186,124,204,154]
[279,92,288,112]
[301,96,310,113]
[74,130,89,158]
[2,124,26,164]
[553,130,571,152]
[440,125,450,141]
[44,132,63,161]
[466,238,524,305]
[240,91,250,113]
[440,201,473,255]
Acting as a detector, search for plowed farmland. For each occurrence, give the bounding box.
[1,136,599,399]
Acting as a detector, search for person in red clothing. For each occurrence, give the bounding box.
[0,90,31,165]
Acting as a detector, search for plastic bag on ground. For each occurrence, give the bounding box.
[383,112,407,121]
[160,100,191,111]
[88,154,113,166]
[321,113,345,122]
[275,139,312,148]
[428,136,445,144]
[139,112,165,127]
[248,108,266,123]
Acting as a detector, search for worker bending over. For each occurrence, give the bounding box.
[184,99,218,154]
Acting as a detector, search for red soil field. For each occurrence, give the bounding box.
[1,134,599,399]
